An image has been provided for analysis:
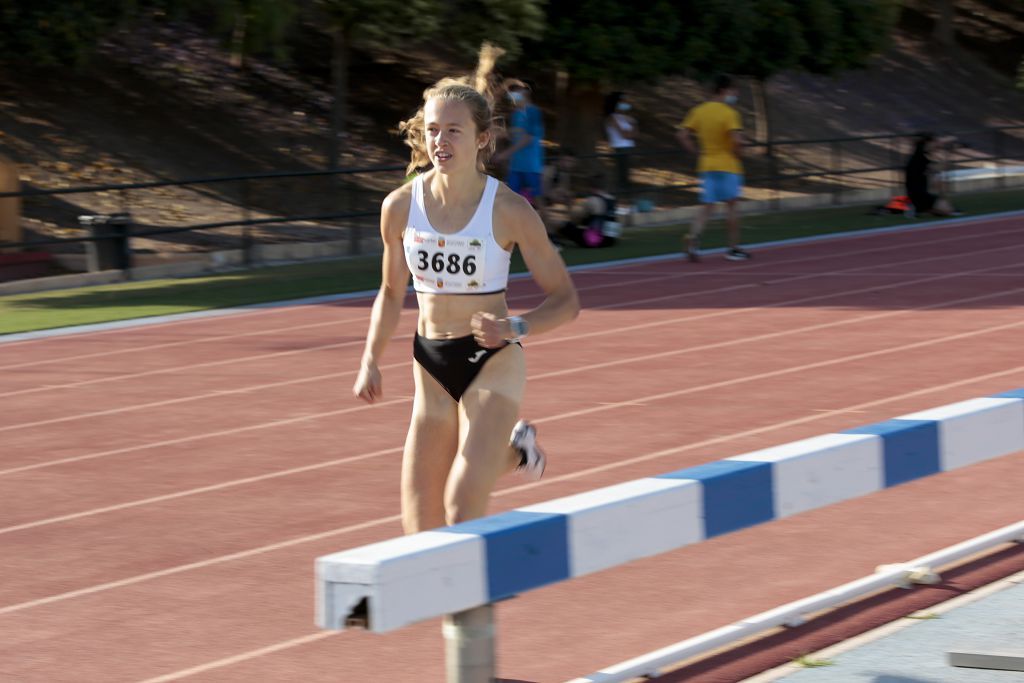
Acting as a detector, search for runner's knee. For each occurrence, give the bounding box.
[443,467,492,525]
[444,491,486,525]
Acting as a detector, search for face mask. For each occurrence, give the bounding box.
[616,102,632,112]
[509,91,524,105]
[724,94,738,105]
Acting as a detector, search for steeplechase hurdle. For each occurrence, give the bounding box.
[316,388,1024,682]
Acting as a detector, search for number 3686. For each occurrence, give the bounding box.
[416,251,477,275]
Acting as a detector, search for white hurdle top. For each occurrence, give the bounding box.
[316,388,1024,633]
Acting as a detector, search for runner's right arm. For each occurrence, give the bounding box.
[353,189,411,403]
[730,130,743,157]
[676,127,696,155]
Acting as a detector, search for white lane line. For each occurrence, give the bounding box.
[2,251,1020,477]
[2,250,1019,476]
[0,313,371,372]
[2,287,1022,533]
[0,514,403,616]
[531,317,1024,426]
[2,230,1020,411]
[1,362,1020,619]
[0,292,378,347]
[2,362,1015,618]
[135,631,339,683]
[597,270,1024,279]
[4,215,1019,362]
[0,268,683,372]
[0,396,408,476]
[0,266,733,396]
[4,208,1021,350]
[0,446,405,535]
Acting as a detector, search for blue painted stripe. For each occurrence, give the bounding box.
[992,388,1024,399]
[844,419,940,487]
[439,510,570,601]
[657,460,773,537]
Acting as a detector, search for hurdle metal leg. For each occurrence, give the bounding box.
[443,604,497,682]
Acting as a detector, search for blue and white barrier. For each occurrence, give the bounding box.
[316,389,1024,633]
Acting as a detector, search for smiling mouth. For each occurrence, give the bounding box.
[435,151,452,162]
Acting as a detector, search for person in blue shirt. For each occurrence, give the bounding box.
[495,79,545,206]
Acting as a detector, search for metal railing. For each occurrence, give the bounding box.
[1,125,1021,271]
[613,125,1024,209]
[0,164,406,265]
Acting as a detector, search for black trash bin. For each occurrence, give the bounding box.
[80,213,133,272]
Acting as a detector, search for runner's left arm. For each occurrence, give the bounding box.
[472,192,579,348]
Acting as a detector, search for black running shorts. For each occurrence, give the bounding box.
[412,333,516,402]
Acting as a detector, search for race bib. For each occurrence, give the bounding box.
[406,230,486,292]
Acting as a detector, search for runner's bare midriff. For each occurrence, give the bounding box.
[416,290,508,339]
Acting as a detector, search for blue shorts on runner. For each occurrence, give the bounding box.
[700,171,743,204]
[507,171,543,205]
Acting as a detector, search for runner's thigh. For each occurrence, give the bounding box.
[445,344,526,521]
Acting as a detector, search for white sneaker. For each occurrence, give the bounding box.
[511,420,546,481]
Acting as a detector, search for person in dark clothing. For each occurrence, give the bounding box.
[905,133,959,217]
[557,172,620,248]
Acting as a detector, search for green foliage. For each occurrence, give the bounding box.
[0,0,302,68]
[315,0,441,45]
[829,0,899,70]
[223,0,298,63]
[673,0,748,79]
[740,0,809,79]
[781,0,898,75]
[143,0,298,65]
[523,0,896,86]
[0,0,135,66]
[791,0,843,73]
[439,0,545,61]
[675,0,895,81]
[311,0,545,60]
[670,0,810,81]
[526,0,682,84]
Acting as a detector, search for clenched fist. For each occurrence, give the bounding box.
[353,361,382,403]
[471,312,512,349]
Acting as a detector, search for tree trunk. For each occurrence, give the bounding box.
[328,25,350,170]
[934,0,955,46]
[559,78,605,159]
[553,66,570,149]
[229,4,248,70]
[750,77,772,156]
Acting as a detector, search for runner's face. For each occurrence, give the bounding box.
[424,99,486,174]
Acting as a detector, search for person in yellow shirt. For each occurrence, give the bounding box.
[676,75,750,262]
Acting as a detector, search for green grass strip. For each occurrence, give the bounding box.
[2,188,1022,336]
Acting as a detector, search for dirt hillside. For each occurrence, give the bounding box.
[0,2,1021,254]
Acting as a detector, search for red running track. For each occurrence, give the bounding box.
[0,217,1023,682]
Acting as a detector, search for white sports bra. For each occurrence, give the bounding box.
[402,174,511,295]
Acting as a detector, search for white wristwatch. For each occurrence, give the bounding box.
[505,315,529,342]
